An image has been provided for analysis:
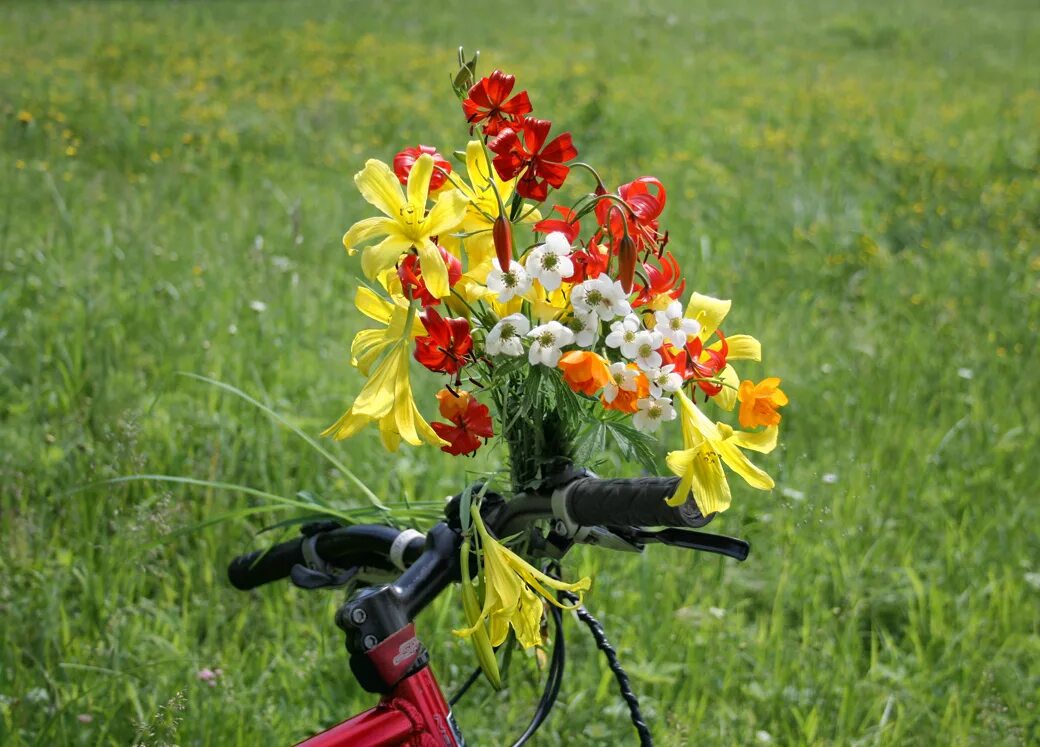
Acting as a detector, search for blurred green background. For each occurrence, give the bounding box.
[2,1,1038,744]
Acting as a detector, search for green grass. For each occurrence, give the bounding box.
[2,0,1038,744]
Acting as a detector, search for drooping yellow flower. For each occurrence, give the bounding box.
[322,340,446,452]
[684,292,762,410]
[342,154,468,299]
[350,286,425,375]
[454,508,590,649]
[665,389,777,513]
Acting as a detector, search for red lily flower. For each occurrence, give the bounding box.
[398,247,462,307]
[563,240,610,284]
[414,307,473,375]
[488,117,578,201]
[632,252,686,308]
[533,205,582,243]
[431,390,494,456]
[462,70,533,136]
[595,176,667,252]
[685,330,729,396]
[393,145,452,191]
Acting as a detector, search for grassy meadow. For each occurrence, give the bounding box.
[2,0,1039,744]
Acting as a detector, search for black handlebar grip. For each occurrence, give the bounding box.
[228,537,305,590]
[564,476,713,528]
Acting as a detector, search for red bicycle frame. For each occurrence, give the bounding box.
[298,664,463,747]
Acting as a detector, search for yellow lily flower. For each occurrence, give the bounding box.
[454,508,591,649]
[684,292,762,410]
[322,340,446,451]
[350,286,425,375]
[342,154,468,299]
[665,389,777,513]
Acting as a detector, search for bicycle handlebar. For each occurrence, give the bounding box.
[228,524,425,591]
[561,475,711,529]
[228,473,711,591]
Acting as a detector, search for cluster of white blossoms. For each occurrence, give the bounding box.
[482,231,706,433]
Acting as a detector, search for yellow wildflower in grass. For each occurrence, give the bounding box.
[454,508,590,649]
[322,339,446,451]
[342,153,467,299]
[665,389,777,513]
[737,377,788,428]
[684,292,762,410]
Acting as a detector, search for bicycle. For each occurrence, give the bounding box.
[228,466,750,746]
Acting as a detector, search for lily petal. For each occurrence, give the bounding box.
[406,153,434,215]
[343,216,395,253]
[685,292,731,341]
[714,364,740,411]
[730,424,779,454]
[361,234,412,279]
[355,159,406,219]
[717,333,761,361]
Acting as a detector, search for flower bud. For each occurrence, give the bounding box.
[618,234,637,294]
[493,214,513,269]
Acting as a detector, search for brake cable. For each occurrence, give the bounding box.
[559,588,653,746]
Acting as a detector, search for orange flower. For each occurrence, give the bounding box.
[437,388,472,420]
[602,365,649,414]
[558,351,611,396]
[737,377,788,428]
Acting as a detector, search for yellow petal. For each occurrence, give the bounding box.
[686,444,732,515]
[361,234,412,279]
[343,216,395,253]
[465,140,494,194]
[354,159,405,219]
[354,286,394,324]
[714,364,740,411]
[320,407,372,441]
[416,238,450,299]
[406,153,434,215]
[664,449,697,507]
[685,292,731,340]
[349,343,405,416]
[717,333,761,362]
[425,188,469,238]
[351,329,393,375]
[676,390,723,447]
[730,424,779,454]
[379,411,402,452]
[716,438,775,491]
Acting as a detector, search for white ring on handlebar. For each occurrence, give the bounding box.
[389,529,425,570]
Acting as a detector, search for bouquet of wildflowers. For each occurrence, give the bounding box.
[322,52,787,672]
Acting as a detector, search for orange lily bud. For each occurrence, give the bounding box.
[493,214,513,268]
[618,234,637,294]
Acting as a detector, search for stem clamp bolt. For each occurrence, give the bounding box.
[350,608,368,625]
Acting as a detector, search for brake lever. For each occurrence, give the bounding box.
[631,528,750,561]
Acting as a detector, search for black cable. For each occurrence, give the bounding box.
[559,590,654,747]
[512,600,565,746]
[449,667,483,707]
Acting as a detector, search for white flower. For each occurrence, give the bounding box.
[525,231,574,292]
[486,313,531,357]
[605,314,642,357]
[487,259,531,302]
[654,300,701,348]
[628,329,664,371]
[632,396,676,432]
[603,361,639,404]
[646,364,682,398]
[570,276,632,321]
[567,310,599,348]
[527,321,575,367]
